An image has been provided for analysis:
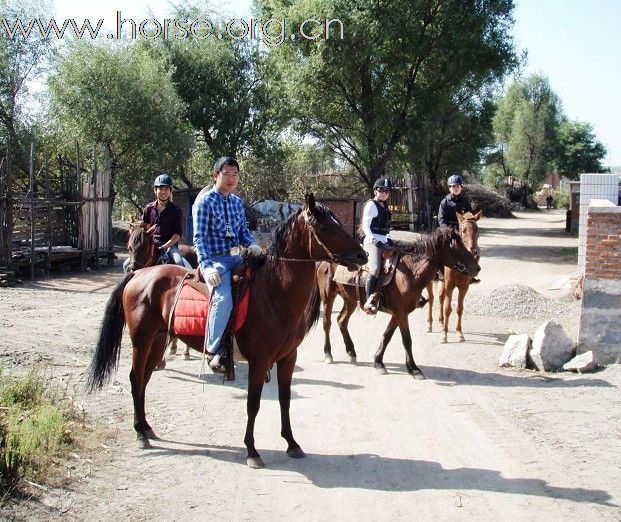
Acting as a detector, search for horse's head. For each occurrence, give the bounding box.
[271,194,367,270]
[435,227,480,277]
[127,222,156,271]
[457,210,482,261]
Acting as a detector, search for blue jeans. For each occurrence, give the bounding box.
[207,254,241,354]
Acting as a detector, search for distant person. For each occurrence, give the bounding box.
[361,178,393,314]
[438,174,479,284]
[123,174,185,272]
[546,194,554,210]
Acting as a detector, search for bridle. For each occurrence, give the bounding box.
[128,231,156,270]
[272,211,343,264]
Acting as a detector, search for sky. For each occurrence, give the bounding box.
[51,0,621,167]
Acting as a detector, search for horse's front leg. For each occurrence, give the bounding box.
[441,285,455,344]
[321,285,336,364]
[398,319,425,379]
[425,282,434,333]
[277,351,305,459]
[337,291,358,363]
[373,315,398,375]
[455,285,469,342]
[244,361,268,468]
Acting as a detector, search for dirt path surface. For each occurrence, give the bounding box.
[1,210,620,521]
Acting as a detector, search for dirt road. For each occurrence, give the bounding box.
[1,210,620,521]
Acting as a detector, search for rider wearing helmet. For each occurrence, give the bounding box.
[438,174,473,229]
[438,173,480,283]
[360,177,393,314]
[123,174,185,272]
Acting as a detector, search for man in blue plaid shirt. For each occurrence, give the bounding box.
[193,156,263,373]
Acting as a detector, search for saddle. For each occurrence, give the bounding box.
[169,260,253,381]
[332,249,400,312]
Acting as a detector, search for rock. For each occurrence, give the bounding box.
[529,320,574,371]
[563,351,598,373]
[499,334,531,368]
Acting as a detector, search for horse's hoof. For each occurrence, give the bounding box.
[426,326,432,333]
[324,354,333,364]
[183,353,191,360]
[411,371,427,380]
[137,436,152,449]
[144,428,159,440]
[347,354,357,364]
[154,360,166,371]
[247,456,265,469]
[287,446,306,459]
[440,336,447,344]
[375,366,388,375]
[457,335,465,342]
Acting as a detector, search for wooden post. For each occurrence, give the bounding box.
[45,148,52,274]
[29,142,35,280]
[405,173,416,232]
[92,145,99,269]
[76,142,86,271]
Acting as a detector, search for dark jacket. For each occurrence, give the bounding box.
[438,194,472,228]
[142,200,183,246]
[369,200,391,235]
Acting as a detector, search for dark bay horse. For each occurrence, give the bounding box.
[126,222,198,271]
[316,227,480,378]
[426,211,482,343]
[88,194,367,468]
[126,223,199,364]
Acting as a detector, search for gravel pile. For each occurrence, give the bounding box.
[464,284,581,319]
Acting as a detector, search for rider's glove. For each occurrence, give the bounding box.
[247,243,263,256]
[204,267,221,287]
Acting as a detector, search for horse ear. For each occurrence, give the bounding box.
[457,212,465,223]
[305,193,316,213]
[473,210,483,220]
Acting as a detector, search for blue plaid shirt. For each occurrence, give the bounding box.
[192,186,256,271]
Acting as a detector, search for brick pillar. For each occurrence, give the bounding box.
[578,199,621,364]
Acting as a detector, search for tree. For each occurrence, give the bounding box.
[259,0,518,192]
[47,41,194,208]
[0,0,54,174]
[149,4,286,162]
[553,120,607,179]
[492,74,562,204]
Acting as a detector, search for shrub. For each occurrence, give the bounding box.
[0,369,73,493]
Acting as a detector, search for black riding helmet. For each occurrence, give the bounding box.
[447,174,464,186]
[373,178,392,190]
[153,174,173,188]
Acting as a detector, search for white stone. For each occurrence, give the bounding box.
[562,351,597,373]
[499,334,531,368]
[530,320,574,371]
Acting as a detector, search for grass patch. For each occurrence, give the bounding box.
[0,368,77,495]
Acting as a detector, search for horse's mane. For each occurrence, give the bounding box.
[401,227,454,260]
[268,202,341,258]
[265,202,338,336]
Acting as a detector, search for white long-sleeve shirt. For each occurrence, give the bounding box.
[361,200,391,246]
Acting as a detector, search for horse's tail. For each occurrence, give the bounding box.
[304,269,322,335]
[86,272,134,392]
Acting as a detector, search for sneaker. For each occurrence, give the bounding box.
[207,352,226,373]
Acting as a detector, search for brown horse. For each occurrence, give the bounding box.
[88,195,367,468]
[126,222,198,271]
[425,211,482,343]
[126,223,199,364]
[316,227,480,378]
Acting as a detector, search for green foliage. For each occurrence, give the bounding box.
[47,41,194,204]
[553,120,607,179]
[492,74,562,194]
[260,0,518,189]
[0,369,73,492]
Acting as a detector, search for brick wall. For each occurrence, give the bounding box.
[318,199,362,237]
[578,199,621,364]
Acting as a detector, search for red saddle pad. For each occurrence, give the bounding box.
[172,281,250,337]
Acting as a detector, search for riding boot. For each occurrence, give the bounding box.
[363,275,379,314]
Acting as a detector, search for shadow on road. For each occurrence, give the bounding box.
[144,442,616,507]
